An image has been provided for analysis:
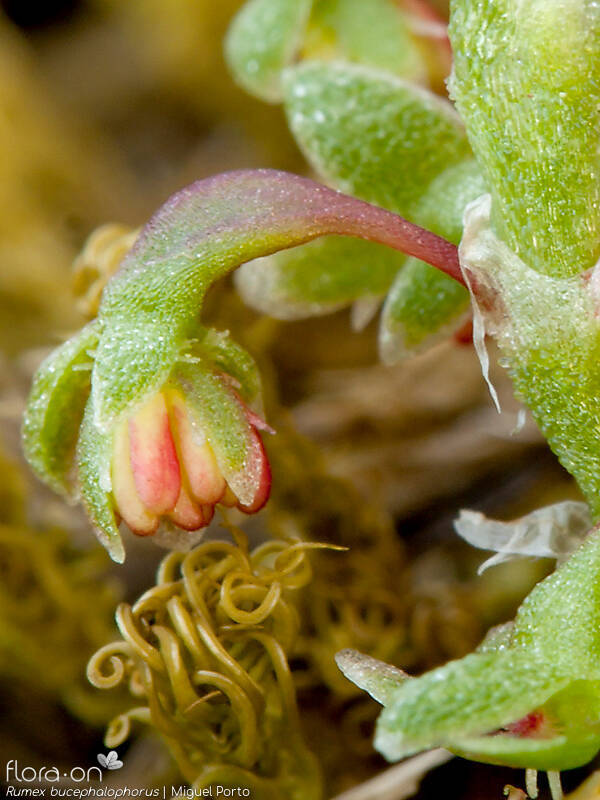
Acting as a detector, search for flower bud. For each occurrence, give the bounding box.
[110,381,271,538]
[23,168,453,561]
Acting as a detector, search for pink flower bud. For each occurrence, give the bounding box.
[110,387,271,537]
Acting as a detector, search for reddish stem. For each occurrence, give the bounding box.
[341,206,464,287]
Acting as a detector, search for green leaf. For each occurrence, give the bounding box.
[283,61,471,217]
[235,235,406,320]
[234,67,472,334]
[225,0,313,102]
[452,682,600,771]
[306,0,427,83]
[22,321,99,495]
[380,260,468,361]
[374,650,567,762]
[512,530,600,673]
[335,649,409,705]
[348,532,600,770]
[449,0,600,277]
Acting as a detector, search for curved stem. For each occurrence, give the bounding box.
[103,169,464,327]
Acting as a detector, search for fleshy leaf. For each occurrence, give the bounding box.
[374,650,568,762]
[235,235,406,320]
[454,501,592,574]
[93,169,461,426]
[379,159,484,361]
[449,0,600,277]
[225,0,312,102]
[22,320,99,495]
[511,530,600,673]
[380,261,468,361]
[305,0,427,84]
[335,649,409,705]
[452,682,600,771]
[283,61,471,218]
[346,532,600,770]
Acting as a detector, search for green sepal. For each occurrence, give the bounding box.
[374,650,568,762]
[22,320,100,496]
[449,0,600,277]
[91,319,182,432]
[283,61,471,218]
[225,0,313,102]
[235,236,406,321]
[192,329,263,410]
[306,0,427,84]
[171,362,258,507]
[23,169,462,558]
[77,400,124,564]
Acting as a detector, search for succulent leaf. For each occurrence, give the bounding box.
[283,61,470,218]
[235,236,406,320]
[511,532,600,672]
[341,527,600,770]
[306,0,427,83]
[237,68,476,348]
[374,650,567,762]
[225,0,312,102]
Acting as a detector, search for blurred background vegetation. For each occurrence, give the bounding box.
[0,1,593,797]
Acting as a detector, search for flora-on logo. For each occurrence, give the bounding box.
[97,751,123,770]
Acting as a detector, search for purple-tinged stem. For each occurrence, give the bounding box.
[107,169,465,303]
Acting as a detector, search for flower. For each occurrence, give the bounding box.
[22,168,460,562]
[22,318,272,562]
[111,382,270,537]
